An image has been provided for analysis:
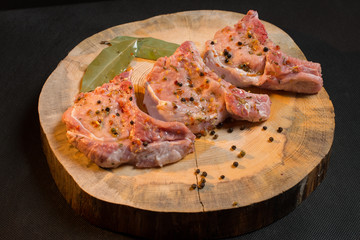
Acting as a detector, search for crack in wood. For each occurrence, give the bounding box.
[194,143,205,212]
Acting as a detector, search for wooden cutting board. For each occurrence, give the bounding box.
[38,10,335,239]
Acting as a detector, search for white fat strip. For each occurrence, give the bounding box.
[71,107,105,141]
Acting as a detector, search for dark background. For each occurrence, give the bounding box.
[1,0,359,239]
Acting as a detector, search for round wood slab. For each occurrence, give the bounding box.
[38,10,335,239]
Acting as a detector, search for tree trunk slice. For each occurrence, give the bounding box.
[38,10,335,239]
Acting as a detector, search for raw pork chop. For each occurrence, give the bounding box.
[62,71,195,168]
[204,10,323,94]
[144,41,271,133]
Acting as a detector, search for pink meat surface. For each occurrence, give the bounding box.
[203,10,323,94]
[62,71,195,168]
[144,41,271,133]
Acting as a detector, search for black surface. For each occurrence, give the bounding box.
[1,0,359,239]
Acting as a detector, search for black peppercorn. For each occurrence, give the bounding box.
[237,41,242,46]
[189,97,194,101]
[238,150,246,158]
[262,126,267,130]
[220,175,225,179]
[277,127,283,133]
[143,141,148,147]
[210,41,215,45]
[231,145,236,150]
[130,120,134,125]
[195,169,200,174]
[129,96,133,101]
[181,98,186,102]
[210,130,216,136]
[216,122,223,129]
[240,125,245,130]
[201,171,207,177]
[191,184,197,189]
[227,128,233,133]
[213,134,218,140]
[199,72,204,76]
[263,47,269,52]
[269,137,274,142]
[97,100,101,104]
[233,161,239,167]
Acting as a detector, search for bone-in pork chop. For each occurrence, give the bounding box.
[204,10,323,94]
[62,71,195,168]
[144,41,271,133]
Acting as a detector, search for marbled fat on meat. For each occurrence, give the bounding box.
[62,71,195,168]
[204,10,323,94]
[144,41,271,133]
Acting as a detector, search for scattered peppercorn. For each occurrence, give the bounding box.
[143,141,148,147]
[248,33,252,38]
[210,41,215,45]
[224,58,229,63]
[95,110,100,114]
[173,105,178,109]
[129,86,133,90]
[238,150,246,158]
[277,127,283,133]
[105,107,110,112]
[227,54,232,59]
[181,98,186,102]
[189,97,194,101]
[220,175,225,179]
[262,126,267,130]
[233,161,239,167]
[191,184,197,189]
[116,113,120,116]
[268,137,274,142]
[200,178,206,183]
[237,41,242,46]
[195,133,202,139]
[227,128,234,133]
[189,83,194,88]
[129,96,133,101]
[201,171,207,177]
[223,49,229,56]
[240,126,245,130]
[195,169,200,174]
[111,128,118,135]
[213,134,219,140]
[216,122,223,129]
[199,72,204,77]
[210,130,216,136]
[130,120,134,125]
[199,182,205,189]
[97,100,101,104]
[263,47,269,52]
[231,145,236,150]
[232,201,238,206]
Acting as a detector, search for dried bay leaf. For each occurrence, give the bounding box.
[80,39,136,92]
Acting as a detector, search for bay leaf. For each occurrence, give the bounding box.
[80,39,136,92]
[110,36,179,60]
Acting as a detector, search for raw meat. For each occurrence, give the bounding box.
[144,41,271,133]
[62,71,195,168]
[203,10,323,94]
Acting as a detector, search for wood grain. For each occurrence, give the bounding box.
[38,10,335,239]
